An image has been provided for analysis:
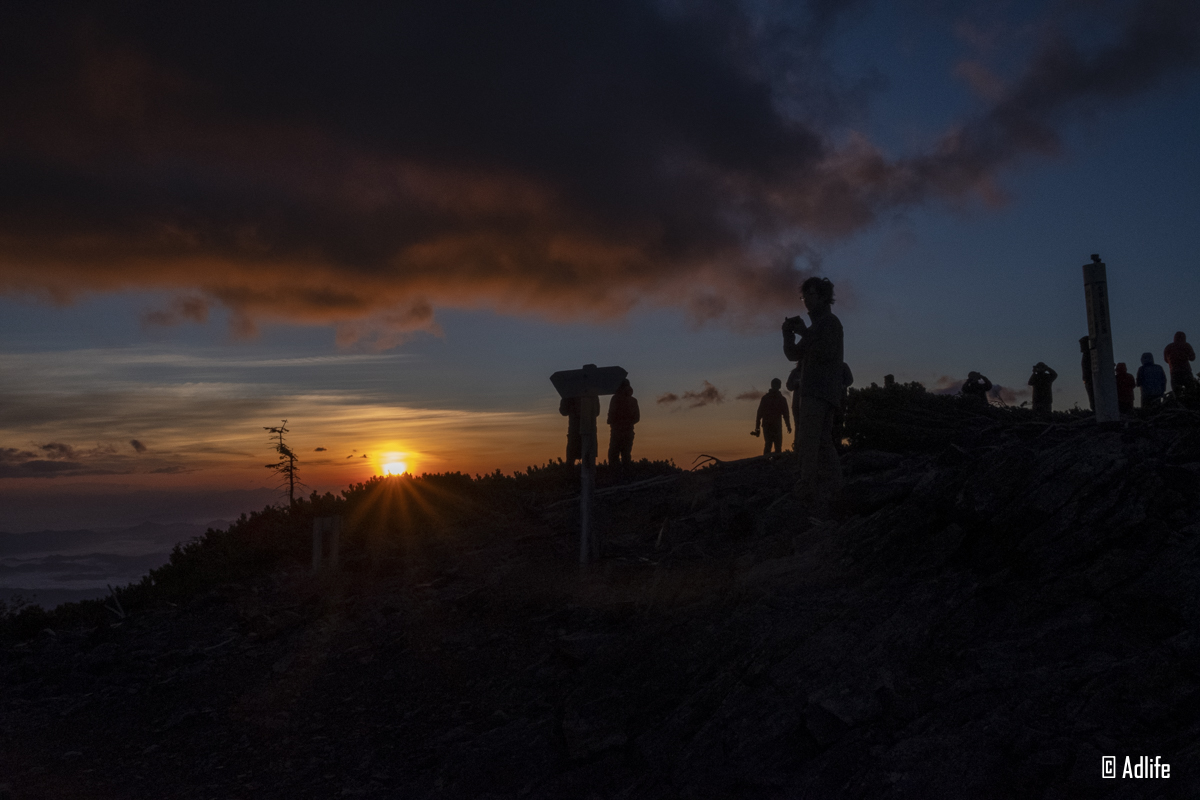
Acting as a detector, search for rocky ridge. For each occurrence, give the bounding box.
[2,406,1200,798]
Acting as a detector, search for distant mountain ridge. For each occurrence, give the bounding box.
[0,520,226,557]
[1,520,225,610]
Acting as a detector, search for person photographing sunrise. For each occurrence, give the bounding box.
[782,277,844,514]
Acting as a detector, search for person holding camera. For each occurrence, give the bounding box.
[960,371,992,406]
[782,276,843,510]
[753,378,792,456]
[1027,362,1057,415]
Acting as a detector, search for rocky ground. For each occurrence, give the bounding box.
[3,406,1200,799]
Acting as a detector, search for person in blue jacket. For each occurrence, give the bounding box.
[1136,352,1167,409]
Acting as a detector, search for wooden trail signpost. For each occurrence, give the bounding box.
[550,364,628,565]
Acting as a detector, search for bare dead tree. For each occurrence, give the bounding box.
[264,420,301,506]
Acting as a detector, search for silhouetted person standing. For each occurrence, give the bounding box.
[960,371,992,406]
[1027,362,1057,414]
[1115,362,1135,414]
[755,379,792,456]
[1136,352,1166,408]
[1164,331,1196,396]
[606,379,639,468]
[783,277,843,509]
[559,397,582,465]
[1080,336,1095,411]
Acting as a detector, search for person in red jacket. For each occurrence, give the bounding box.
[606,379,640,468]
[1164,331,1196,396]
[754,378,792,456]
[1114,362,1136,414]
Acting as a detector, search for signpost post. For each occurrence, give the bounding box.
[312,515,341,573]
[550,364,628,565]
[1083,254,1120,423]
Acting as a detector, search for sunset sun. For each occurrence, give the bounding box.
[381,461,408,476]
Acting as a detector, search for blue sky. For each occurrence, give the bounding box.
[2,0,1198,528]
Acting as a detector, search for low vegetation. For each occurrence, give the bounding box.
[0,458,681,641]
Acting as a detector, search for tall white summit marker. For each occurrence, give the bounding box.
[1083,254,1119,422]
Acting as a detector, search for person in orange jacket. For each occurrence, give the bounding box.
[606,379,640,467]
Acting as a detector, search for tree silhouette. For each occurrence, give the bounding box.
[264,420,302,506]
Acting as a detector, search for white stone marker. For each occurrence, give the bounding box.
[1083,254,1120,422]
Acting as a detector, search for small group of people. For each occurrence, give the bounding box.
[955,330,1195,417]
[954,365,1060,413]
[752,363,853,455]
[558,277,847,513]
[559,378,641,468]
[555,272,1197,524]
[1080,331,1195,412]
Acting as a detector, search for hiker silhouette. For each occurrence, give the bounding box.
[754,378,792,456]
[782,276,844,510]
[1136,352,1167,408]
[1080,336,1095,411]
[960,371,992,406]
[1115,362,1135,414]
[558,396,582,465]
[1164,331,1196,396]
[1027,362,1057,414]
[606,379,640,467]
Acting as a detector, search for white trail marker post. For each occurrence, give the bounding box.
[550,364,628,565]
[1083,254,1120,422]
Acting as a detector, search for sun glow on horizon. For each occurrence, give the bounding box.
[381,460,408,476]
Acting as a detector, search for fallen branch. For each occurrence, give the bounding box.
[104,585,126,620]
[541,474,681,509]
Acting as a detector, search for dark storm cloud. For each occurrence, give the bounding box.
[130,439,147,453]
[0,1,1195,340]
[903,0,1200,202]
